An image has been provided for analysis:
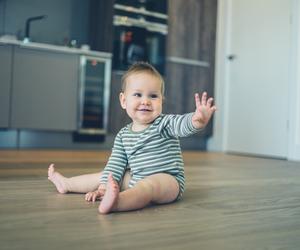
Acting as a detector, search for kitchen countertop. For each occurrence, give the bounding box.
[0,38,112,58]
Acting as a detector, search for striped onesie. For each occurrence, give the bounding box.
[100,113,201,199]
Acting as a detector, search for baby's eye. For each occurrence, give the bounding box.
[133,93,142,97]
[150,94,158,99]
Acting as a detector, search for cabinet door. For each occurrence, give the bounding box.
[11,47,79,131]
[0,45,12,128]
[89,0,114,53]
[167,0,217,62]
[107,71,131,134]
[164,63,214,136]
[165,0,217,136]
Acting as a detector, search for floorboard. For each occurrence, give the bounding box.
[0,151,300,250]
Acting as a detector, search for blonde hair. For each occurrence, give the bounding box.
[121,62,165,95]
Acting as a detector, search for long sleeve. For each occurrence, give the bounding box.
[99,132,128,185]
[158,113,202,138]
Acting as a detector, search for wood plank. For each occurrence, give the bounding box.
[0,151,300,250]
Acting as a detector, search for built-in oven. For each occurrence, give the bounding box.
[112,0,167,74]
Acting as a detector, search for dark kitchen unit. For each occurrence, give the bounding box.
[112,0,167,74]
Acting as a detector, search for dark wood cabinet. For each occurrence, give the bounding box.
[108,71,131,134]
[164,0,217,137]
[88,0,114,53]
[166,0,217,61]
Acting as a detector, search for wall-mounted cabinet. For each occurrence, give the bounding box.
[0,45,12,128]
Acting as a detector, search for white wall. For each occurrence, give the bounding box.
[288,0,300,161]
[208,0,300,161]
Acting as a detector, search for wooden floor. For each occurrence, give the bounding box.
[0,150,300,250]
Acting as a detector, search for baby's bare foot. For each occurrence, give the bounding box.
[48,164,68,194]
[98,173,119,214]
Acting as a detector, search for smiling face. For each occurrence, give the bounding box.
[119,72,163,131]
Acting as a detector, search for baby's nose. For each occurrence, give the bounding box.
[141,97,150,105]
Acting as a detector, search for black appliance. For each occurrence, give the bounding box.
[112,0,167,74]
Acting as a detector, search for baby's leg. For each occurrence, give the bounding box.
[48,164,101,193]
[98,173,179,214]
[98,173,120,213]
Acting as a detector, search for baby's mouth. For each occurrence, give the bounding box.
[138,108,152,112]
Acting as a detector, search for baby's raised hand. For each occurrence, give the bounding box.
[192,92,217,129]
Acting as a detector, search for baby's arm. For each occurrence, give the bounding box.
[160,92,216,138]
[99,132,128,186]
[192,92,217,129]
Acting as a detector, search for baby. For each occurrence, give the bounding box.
[48,62,216,214]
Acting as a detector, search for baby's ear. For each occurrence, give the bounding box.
[119,92,126,109]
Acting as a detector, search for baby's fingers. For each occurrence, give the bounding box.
[85,192,93,202]
[195,93,201,109]
[201,92,207,106]
[195,92,213,110]
[92,193,98,202]
[207,97,214,107]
